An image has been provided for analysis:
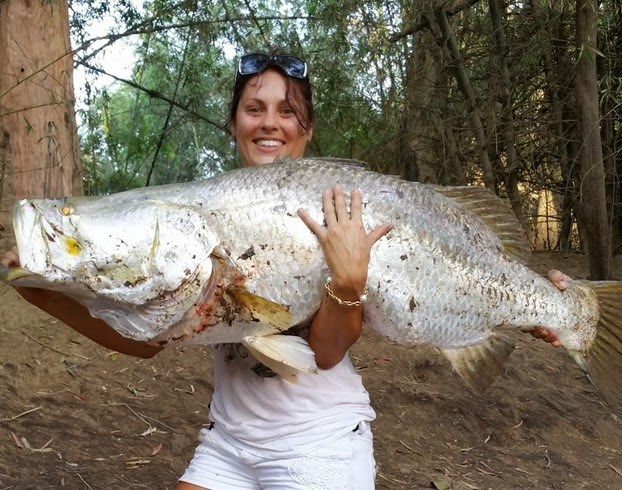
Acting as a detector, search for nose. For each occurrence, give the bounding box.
[261,108,278,130]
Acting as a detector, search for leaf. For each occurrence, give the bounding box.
[125,458,151,467]
[151,443,163,456]
[432,477,452,490]
[11,432,24,448]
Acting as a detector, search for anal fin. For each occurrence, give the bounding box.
[243,335,317,383]
[440,331,515,392]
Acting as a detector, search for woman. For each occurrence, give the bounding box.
[175,52,392,489]
[1,52,564,489]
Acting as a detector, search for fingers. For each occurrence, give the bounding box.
[321,188,337,227]
[547,269,572,291]
[350,188,362,222]
[297,208,323,237]
[530,327,561,347]
[367,223,394,246]
[332,185,350,223]
[1,247,20,267]
[298,186,393,244]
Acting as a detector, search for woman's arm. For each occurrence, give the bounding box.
[298,185,393,369]
[3,249,162,358]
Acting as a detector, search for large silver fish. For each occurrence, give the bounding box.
[2,158,621,402]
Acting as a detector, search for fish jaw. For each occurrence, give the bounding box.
[0,264,37,283]
[13,199,54,281]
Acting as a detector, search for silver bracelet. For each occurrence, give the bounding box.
[324,277,368,307]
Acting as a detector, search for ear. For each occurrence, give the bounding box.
[229,121,237,139]
[306,126,313,141]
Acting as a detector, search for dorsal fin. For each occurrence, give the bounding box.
[433,185,532,263]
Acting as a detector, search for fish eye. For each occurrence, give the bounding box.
[59,205,73,216]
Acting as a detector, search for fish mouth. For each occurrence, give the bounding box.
[13,199,53,276]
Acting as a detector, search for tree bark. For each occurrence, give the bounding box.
[434,4,495,190]
[575,0,611,278]
[488,0,526,232]
[0,0,83,202]
[402,29,445,184]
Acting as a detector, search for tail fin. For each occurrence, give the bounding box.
[568,281,622,407]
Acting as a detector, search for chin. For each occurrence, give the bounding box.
[248,154,282,166]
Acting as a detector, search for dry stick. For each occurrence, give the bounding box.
[0,406,42,422]
[103,403,176,433]
[77,473,94,490]
[377,473,411,485]
[21,330,89,360]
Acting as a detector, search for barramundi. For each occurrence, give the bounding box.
[2,158,621,402]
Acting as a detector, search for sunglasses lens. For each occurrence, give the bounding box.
[238,54,308,79]
[239,54,269,76]
[273,56,307,78]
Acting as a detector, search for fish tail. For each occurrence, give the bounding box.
[569,281,622,407]
[243,334,317,383]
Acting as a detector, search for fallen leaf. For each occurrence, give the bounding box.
[125,458,151,467]
[432,477,452,489]
[11,432,24,448]
[151,443,163,456]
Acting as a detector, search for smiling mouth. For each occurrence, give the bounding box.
[254,139,284,148]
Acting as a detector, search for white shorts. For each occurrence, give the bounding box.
[179,422,376,490]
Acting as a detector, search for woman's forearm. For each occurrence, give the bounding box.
[14,287,162,358]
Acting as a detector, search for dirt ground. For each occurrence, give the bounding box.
[1,227,621,489]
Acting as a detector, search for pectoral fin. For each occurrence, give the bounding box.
[440,331,516,392]
[228,286,292,331]
[243,334,317,383]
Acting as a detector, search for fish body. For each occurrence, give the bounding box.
[3,158,622,400]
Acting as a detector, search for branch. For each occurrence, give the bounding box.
[388,0,482,43]
[76,61,226,132]
[75,14,314,58]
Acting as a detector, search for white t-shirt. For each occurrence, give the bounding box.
[209,342,375,459]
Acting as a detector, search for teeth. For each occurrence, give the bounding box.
[256,140,283,147]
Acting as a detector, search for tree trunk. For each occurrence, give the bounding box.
[488,0,526,232]
[434,5,495,191]
[575,0,611,278]
[0,0,83,204]
[403,29,445,184]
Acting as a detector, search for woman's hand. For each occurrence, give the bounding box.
[1,246,19,267]
[530,269,572,348]
[298,185,392,299]
[297,185,392,369]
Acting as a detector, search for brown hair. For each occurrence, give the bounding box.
[227,54,315,134]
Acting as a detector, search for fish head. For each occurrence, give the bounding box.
[10,196,221,337]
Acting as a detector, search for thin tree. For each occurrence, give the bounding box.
[575,0,612,278]
[0,0,83,209]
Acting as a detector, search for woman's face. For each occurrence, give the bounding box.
[231,69,312,167]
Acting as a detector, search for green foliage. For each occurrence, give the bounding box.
[70,0,621,252]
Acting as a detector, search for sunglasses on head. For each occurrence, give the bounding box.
[237,53,308,80]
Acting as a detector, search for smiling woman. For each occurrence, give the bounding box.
[227,53,314,166]
[176,52,391,490]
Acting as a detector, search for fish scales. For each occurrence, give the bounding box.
[2,157,622,402]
